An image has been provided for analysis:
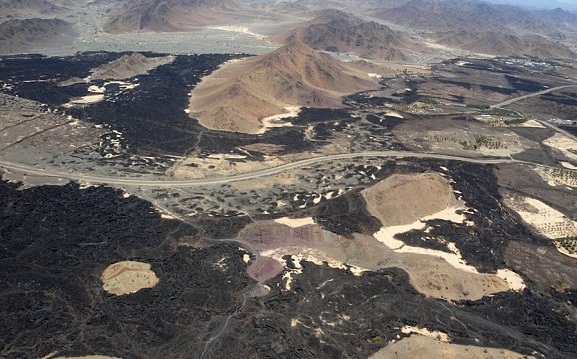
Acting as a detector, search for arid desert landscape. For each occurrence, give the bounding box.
[1,0,577,358]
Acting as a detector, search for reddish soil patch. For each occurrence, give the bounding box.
[247,256,284,283]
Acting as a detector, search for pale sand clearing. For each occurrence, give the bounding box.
[101,261,159,296]
[385,111,404,118]
[370,335,534,359]
[520,119,546,128]
[62,94,104,107]
[504,195,577,239]
[543,133,577,161]
[373,206,526,291]
[365,173,526,293]
[207,25,266,40]
[256,106,300,134]
[245,220,521,300]
[495,269,526,291]
[88,85,105,93]
[373,205,468,250]
[273,217,315,228]
[362,173,458,227]
[261,248,367,277]
[401,326,450,342]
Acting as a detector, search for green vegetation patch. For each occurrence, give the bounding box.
[466,103,490,110]
[481,108,519,116]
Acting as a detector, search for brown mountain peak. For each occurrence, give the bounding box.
[188,44,377,134]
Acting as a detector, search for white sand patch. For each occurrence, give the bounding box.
[544,133,577,161]
[281,255,305,291]
[561,161,577,170]
[262,249,366,276]
[401,326,450,342]
[504,195,577,239]
[373,206,468,250]
[88,85,105,93]
[496,269,526,291]
[105,81,138,90]
[101,261,159,296]
[385,111,404,119]
[282,271,294,290]
[257,106,300,134]
[207,25,266,40]
[373,206,526,291]
[63,94,104,108]
[274,217,315,228]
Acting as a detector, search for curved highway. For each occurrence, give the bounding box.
[0,151,525,188]
[490,84,577,109]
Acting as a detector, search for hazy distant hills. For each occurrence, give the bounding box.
[0,0,66,19]
[535,8,577,29]
[369,0,575,58]
[104,0,239,33]
[0,18,77,54]
[188,39,376,134]
[288,9,421,61]
[376,0,555,34]
[0,0,575,59]
[434,31,575,58]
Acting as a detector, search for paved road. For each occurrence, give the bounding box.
[490,83,577,142]
[535,118,577,142]
[490,85,577,109]
[0,151,524,188]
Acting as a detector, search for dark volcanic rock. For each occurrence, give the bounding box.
[0,53,321,157]
[0,179,252,359]
[208,260,576,359]
[312,190,382,237]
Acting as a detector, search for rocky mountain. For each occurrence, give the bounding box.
[87,53,175,80]
[434,30,575,58]
[289,9,420,61]
[104,0,238,33]
[188,39,377,134]
[0,18,78,54]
